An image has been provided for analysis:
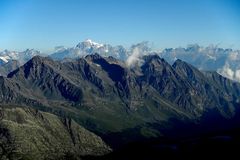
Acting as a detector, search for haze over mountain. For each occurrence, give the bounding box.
[160,44,240,82]
[1,40,240,83]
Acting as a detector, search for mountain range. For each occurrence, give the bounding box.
[1,40,240,83]
[50,39,129,61]
[1,41,240,159]
[160,44,240,82]
[1,52,240,159]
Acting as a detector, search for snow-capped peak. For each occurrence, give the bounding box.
[0,49,41,64]
[50,39,128,60]
[77,39,104,49]
[85,39,103,47]
[0,56,10,63]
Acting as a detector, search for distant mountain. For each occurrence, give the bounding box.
[2,41,240,82]
[50,39,129,60]
[0,49,41,64]
[49,42,240,82]
[0,60,20,76]
[0,49,44,77]
[159,44,240,82]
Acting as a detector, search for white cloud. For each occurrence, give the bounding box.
[126,47,143,67]
[218,63,234,80]
[126,42,151,68]
[217,63,240,82]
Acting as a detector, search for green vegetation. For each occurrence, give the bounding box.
[0,106,111,160]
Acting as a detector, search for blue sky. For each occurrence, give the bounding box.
[0,0,240,52]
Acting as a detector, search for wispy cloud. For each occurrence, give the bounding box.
[126,41,151,67]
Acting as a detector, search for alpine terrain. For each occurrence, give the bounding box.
[0,52,240,159]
